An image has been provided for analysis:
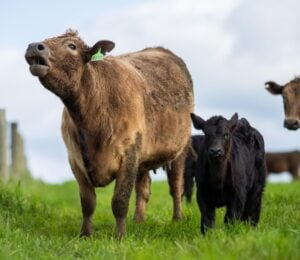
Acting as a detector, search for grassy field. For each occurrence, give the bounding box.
[0,178,299,260]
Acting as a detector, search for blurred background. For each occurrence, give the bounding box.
[0,0,299,183]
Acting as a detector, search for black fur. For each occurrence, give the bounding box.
[183,135,205,203]
[191,113,267,234]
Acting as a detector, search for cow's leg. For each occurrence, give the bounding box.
[290,166,300,179]
[200,207,215,235]
[242,186,264,225]
[184,160,195,203]
[71,163,96,237]
[196,188,215,234]
[112,159,138,239]
[198,199,215,235]
[242,165,266,225]
[134,170,151,222]
[111,138,140,239]
[167,151,186,220]
[224,195,245,224]
[225,198,245,224]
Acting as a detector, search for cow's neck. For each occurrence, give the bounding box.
[207,157,229,190]
[61,63,111,134]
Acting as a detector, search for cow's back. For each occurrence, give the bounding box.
[118,47,193,113]
[117,48,194,165]
[232,119,266,184]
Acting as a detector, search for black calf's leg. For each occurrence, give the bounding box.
[242,160,266,225]
[242,185,264,225]
[200,204,215,234]
[224,196,245,224]
[197,191,215,234]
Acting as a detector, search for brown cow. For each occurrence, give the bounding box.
[265,77,300,130]
[25,29,194,238]
[265,151,300,179]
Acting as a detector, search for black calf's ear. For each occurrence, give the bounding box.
[191,113,206,130]
[229,113,238,131]
[265,81,283,95]
[85,40,115,62]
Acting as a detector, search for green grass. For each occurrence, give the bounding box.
[0,178,299,260]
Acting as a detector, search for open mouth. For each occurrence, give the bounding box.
[27,56,47,66]
[208,153,224,159]
[210,155,224,159]
[25,55,50,77]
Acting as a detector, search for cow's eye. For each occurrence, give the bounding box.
[68,43,76,50]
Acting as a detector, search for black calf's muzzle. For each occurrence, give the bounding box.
[208,148,223,158]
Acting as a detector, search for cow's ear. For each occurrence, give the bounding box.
[85,40,115,62]
[191,113,206,130]
[265,81,283,95]
[229,113,238,132]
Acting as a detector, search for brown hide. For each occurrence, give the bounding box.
[25,30,194,237]
[59,43,194,186]
[265,77,300,130]
[265,151,300,179]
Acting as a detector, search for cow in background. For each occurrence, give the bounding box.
[265,77,300,130]
[265,151,300,179]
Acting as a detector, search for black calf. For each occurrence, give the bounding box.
[191,113,266,234]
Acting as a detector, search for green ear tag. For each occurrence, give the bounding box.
[91,49,104,62]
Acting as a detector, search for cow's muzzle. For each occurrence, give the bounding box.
[25,42,50,77]
[208,148,224,158]
[284,118,300,130]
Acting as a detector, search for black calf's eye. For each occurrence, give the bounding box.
[68,43,76,50]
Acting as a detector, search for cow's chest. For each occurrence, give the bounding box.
[208,183,233,208]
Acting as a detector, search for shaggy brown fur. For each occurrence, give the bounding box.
[25,29,194,238]
[265,77,300,130]
[265,151,300,179]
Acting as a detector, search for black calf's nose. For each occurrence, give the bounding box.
[209,148,222,157]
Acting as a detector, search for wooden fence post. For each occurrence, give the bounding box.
[0,109,8,182]
[11,122,27,179]
[18,132,27,172]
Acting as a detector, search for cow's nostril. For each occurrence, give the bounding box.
[37,44,45,51]
[209,148,222,156]
[285,119,297,126]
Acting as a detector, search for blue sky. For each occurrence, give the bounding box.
[0,0,299,183]
[0,0,140,48]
